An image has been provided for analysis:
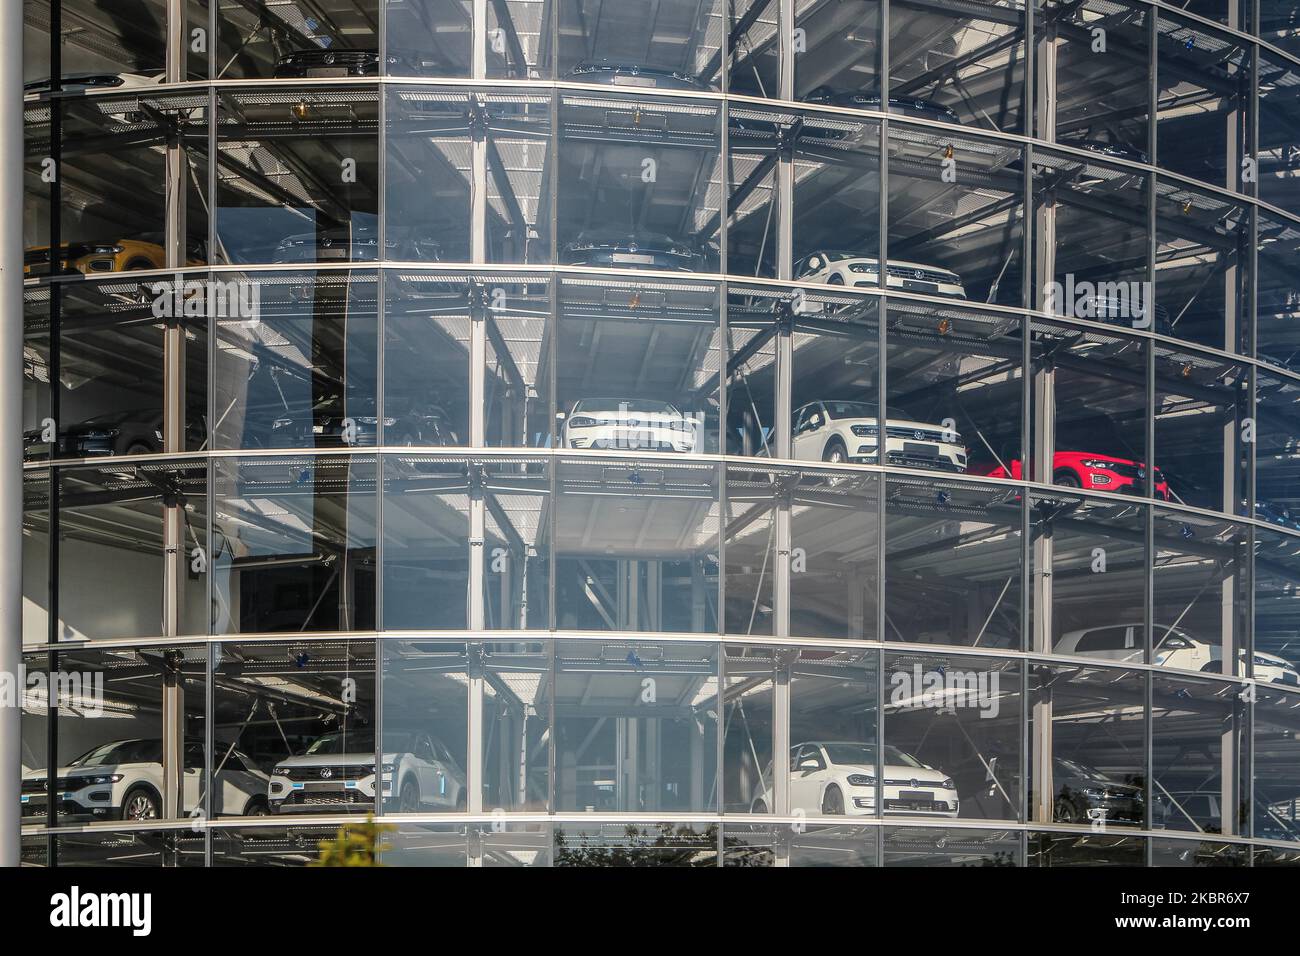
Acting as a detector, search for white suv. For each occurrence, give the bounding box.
[21,738,269,822]
[1057,622,1300,684]
[791,400,967,472]
[269,730,466,814]
[561,398,700,454]
[795,251,967,298]
[752,741,959,817]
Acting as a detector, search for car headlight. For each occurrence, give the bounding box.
[272,417,294,430]
[273,767,292,776]
[381,763,396,774]
[850,424,878,437]
[70,774,122,787]
[941,778,955,790]
[90,244,124,255]
[847,263,876,274]
[1079,458,1118,470]
[846,774,876,787]
[568,416,597,428]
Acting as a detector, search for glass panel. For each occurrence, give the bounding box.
[1256,211,1300,374]
[1258,48,1300,217]
[791,825,880,867]
[1260,1,1300,57]
[1152,508,1248,677]
[215,0,381,81]
[1150,838,1249,866]
[488,0,553,81]
[1029,664,1148,828]
[1151,672,1242,835]
[722,644,774,813]
[724,464,777,637]
[791,292,879,463]
[889,0,1025,134]
[1153,179,1250,353]
[726,283,782,457]
[1257,372,1300,530]
[1154,13,1248,192]
[553,640,718,812]
[1152,346,1248,514]
[54,831,205,867]
[381,640,469,813]
[884,650,1022,822]
[214,639,376,817]
[384,87,471,264]
[557,0,724,89]
[726,103,783,278]
[215,87,379,265]
[1043,0,1151,159]
[36,0,168,86]
[1027,832,1146,865]
[556,276,721,455]
[58,460,207,641]
[788,647,878,818]
[213,270,379,451]
[1254,529,1300,681]
[1033,492,1148,658]
[1030,319,1151,492]
[793,0,880,105]
[384,0,473,77]
[42,645,206,825]
[213,825,367,865]
[554,457,719,633]
[381,456,469,630]
[726,0,779,98]
[54,92,208,275]
[553,821,718,865]
[790,467,880,641]
[1251,683,1300,842]
[382,272,470,448]
[484,457,552,630]
[482,641,551,812]
[1033,151,1150,335]
[557,91,721,275]
[792,112,880,288]
[22,473,49,648]
[212,455,377,633]
[881,826,1021,865]
[378,825,468,866]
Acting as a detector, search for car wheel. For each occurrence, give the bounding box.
[821,785,845,815]
[398,433,416,447]
[121,788,161,821]
[1055,796,1083,824]
[822,439,848,464]
[750,798,768,814]
[124,258,154,271]
[243,798,270,817]
[1053,471,1081,488]
[398,777,420,812]
[826,273,845,285]
[124,441,154,456]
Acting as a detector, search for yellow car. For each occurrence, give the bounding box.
[23,237,201,276]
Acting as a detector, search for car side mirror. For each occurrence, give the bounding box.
[798,758,820,772]
[808,256,821,270]
[809,413,822,428]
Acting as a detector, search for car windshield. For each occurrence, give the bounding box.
[819,743,924,767]
[305,731,374,755]
[819,401,912,421]
[1056,757,1112,782]
[70,739,160,767]
[575,399,678,415]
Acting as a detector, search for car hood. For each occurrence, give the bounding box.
[571,409,690,425]
[829,415,951,435]
[24,763,142,782]
[830,761,952,787]
[275,753,377,769]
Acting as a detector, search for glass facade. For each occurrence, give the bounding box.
[16,0,1300,867]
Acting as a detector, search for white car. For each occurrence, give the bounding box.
[269,730,466,814]
[561,398,699,454]
[20,738,269,822]
[751,741,959,818]
[791,400,967,472]
[1057,622,1300,684]
[795,250,967,298]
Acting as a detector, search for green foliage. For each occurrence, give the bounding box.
[310,814,395,867]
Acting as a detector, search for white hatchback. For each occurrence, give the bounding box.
[791,400,967,472]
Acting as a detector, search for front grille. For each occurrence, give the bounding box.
[884,425,948,442]
[885,264,957,285]
[884,799,951,812]
[283,764,370,782]
[883,452,963,473]
[282,790,371,808]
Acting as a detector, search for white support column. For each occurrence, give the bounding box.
[0,0,22,869]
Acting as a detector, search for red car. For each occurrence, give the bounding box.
[971,451,1169,499]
